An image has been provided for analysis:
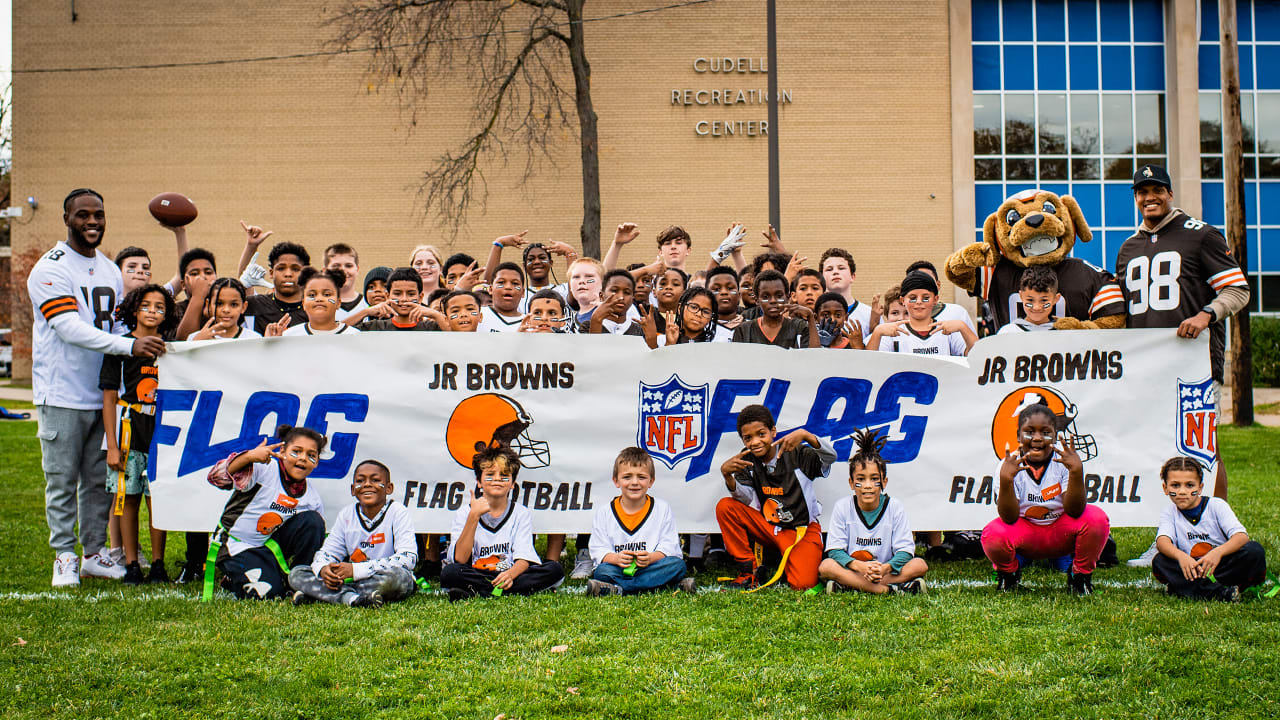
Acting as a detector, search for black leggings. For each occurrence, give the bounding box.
[216,511,325,600]
[1152,541,1266,599]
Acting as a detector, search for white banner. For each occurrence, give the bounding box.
[150,329,1213,533]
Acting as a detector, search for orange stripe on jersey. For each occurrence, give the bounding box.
[39,296,77,320]
[1209,269,1247,291]
[1089,286,1125,313]
[980,267,994,300]
[613,496,653,533]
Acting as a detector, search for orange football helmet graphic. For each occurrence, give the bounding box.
[851,550,875,562]
[445,393,551,469]
[256,512,284,535]
[991,385,1098,462]
[1190,542,1214,559]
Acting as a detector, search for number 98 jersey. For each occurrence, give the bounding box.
[1116,209,1248,381]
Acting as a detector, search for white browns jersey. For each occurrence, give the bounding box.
[282,323,359,336]
[846,299,874,343]
[447,500,541,570]
[877,325,968,357]
[519,283,570,313]
[825,495,915,565]
[587,496,682,567]
[1005,460,1071,526]
[219,461,325,556]
[312,500,418,580]
[478,306,523,333]
[1157,497,1246,557]
[27,242,134,409]
[934,302,976,331]
[996,318,1056,334]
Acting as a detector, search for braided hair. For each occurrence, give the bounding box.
[848,427,889,481]
[1160,456,1205,482]
[202,277,248,328]
[675,287,718,343]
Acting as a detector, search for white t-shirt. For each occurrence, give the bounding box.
[282,323,360,336]
[846,299,874,343]
[587,496,682,568]
[1157,497,1247,556]
[312,501,418,580]
[997,318,1055,334]
[28,241,134,409]
[935,302,976,330]
[1004,460,1071,526]
[221,461,325,556]
[478,306,524,333]
[825,495,915,565]
[877,325,967,356]
[446,500,542,570]
[335,298,369,322]
[519,283,570,313]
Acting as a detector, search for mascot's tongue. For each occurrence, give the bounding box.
[1020,235,1060,257]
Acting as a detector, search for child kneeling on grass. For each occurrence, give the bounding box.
[1153,456,1266,602]
[820,429,928,594]
[289,459,419,607]
[206,426,327,600]
[980,403,1110,595]
[441,445,565,601]
[586,447,696,596]
[716,404,835,591]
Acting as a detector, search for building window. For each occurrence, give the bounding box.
[972,0,1166,272]
[1199,0,1280,313]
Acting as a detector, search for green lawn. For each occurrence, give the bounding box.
[2,420,1278,719]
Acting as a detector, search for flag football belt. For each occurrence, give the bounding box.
[111,401,155,517]
[745,526,808,594]
[201,525,288,602]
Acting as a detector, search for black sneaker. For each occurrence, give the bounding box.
[586,579,622,597]
[727,570,760,591]
[175,562,204,585]
[1068,571,1094,596]
[996,570,1021,592]
[446,588,472,603]
[677,577,698,595]
[122,561,145,586]
[290,590,315,606]
[146,562,171,584]
[899,578,926,595]
[824,579,848,594]
[924,542,954,562]
[1096,536,1120,568]
[351,591,384,608]
[1217,585,1242,603]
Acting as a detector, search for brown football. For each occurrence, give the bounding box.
[148,192,198,227]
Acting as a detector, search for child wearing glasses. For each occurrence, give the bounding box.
[868,270,976,357]
[997,267,1061,334]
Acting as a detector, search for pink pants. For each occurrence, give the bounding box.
[981,504,1110,575]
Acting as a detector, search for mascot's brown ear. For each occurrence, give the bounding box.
[1061,195,1093,243]
[982,211,1001,255]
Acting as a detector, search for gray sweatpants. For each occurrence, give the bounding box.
[37,405,111,555]
[288,565,418,606]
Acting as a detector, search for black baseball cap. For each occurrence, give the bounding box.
[1133,164,1172,190]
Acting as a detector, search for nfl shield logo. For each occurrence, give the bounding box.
[1176,376,1218,469]
[638,374,708,469]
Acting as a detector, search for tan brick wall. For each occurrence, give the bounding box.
[11,0,955,377]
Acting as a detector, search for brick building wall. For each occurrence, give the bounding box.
[10,0,956,378]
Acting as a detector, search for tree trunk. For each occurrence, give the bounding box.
[567,0,601,259]
[1220,0,1253,426]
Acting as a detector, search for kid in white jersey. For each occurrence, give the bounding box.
[1153,457,1266,602]
[206,426,328,600]
[981,403,1110,595]
[289,460,420,607]
[585,447,695,596]
[441,446,565,600]
[996,267,1061,335]
[820,429,928,594]
[869,271,975,357]
[270,268,360,337]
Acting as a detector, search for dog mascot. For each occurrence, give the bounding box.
[945,188,1125,330]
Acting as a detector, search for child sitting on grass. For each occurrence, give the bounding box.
[820,429,928,594]
[980,403,1110,595]
[206,426,328,600]
[716,404,835,590]
[441,445,565,601]
[1153,456,1266,602]
[289,459,419,607]
[586,447,695,596]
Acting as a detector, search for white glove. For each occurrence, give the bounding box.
[239,252,273,289]
[710,224,747,262]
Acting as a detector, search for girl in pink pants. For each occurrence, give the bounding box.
[981,403,1110,595]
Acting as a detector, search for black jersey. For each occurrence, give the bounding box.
[358,318,440,332]
[973,257,1124,328]
[246,293,307,335]
[98,335,158,452]
[731,317,810,348]
[1116,209,1248,382]
[731,444,832,529]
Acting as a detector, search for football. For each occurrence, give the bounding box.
[148,192,198,226]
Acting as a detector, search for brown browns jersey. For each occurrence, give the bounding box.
[1115,209,1248,382]
[973,257,1124,328]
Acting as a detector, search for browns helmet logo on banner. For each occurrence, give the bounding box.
[445,393,551,469]
[991,385,1098,461]
[637,374,708,469]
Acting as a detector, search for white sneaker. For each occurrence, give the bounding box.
[81,551,126,580]
[570,549,593,580]
[52,552,80,587]
[1126,539,1159,568]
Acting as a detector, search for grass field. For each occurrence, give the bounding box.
[2,419,1278,719]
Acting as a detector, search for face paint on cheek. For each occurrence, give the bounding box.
[326,297,338,304]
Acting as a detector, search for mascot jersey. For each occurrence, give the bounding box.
[311,500,418,579]
[728,439,836,529]
[587,496,683,567]
[825,495,914,565]
[1116,209,1248,383]
[447,500,541,570]
[1003,460,1071,526]
[974,258,1124,328]
[1156,497,1245,557]
[218,461,324,556]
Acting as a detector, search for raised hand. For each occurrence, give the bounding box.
[930,319,967,336]
[842,320,866,350]
[240,220,274,248]
[761,224,787,253]
[1053,436,1083,473]
[244,438,285,465]
[495,231,529,248]
[999,446,1029,483]
[456,262,485,291]
[774,429,816,454]
[711,223,747,262]
[816,318,838,347]
[239,251,273,290]
[720,449,753,476]
[469,494,492,518]
[264,314,292,337]
[613,223,640,246]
